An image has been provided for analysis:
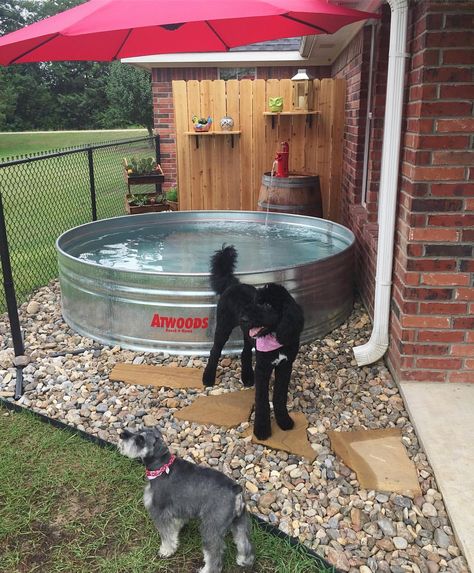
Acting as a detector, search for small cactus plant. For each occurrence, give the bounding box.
[124,156,162,175]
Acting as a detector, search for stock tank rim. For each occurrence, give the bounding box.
[55,210,355,277]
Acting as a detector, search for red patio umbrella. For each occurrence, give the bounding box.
[0,0,378,65]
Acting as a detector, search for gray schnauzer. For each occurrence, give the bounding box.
[118,427,254,573]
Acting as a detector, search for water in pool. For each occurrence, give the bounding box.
[76,221,344,273]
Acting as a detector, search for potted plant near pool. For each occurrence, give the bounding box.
[123,156,171,214]
[165,186,179,211]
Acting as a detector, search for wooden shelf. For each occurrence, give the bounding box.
[124,169,164,194]
[126,173,164,185]
[264,111,320,128]
[263,111,320,116]
[185,131,241,148]
[184,131,241,135]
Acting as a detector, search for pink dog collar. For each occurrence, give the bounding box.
[146,454,176,480]
[249,328,283,352]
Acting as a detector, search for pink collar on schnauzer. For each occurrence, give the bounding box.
[146,454,176,480]
[249,328,283,352]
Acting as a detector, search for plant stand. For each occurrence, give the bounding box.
[124,162,172,214]
[125,193,178,215]
[125,194,175,215]
[125,170,165,194]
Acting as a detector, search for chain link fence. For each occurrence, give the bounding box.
[0,135,159,311]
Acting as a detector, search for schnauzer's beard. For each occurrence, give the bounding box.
[118,438,148,459]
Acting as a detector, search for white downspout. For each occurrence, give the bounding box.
[353,0,409,366]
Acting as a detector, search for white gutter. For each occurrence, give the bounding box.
[353,0,409,366]
[361,22,376,207]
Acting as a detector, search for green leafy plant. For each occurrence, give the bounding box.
[192,115,212,126]
[124,156,162,175]
[128,194,148,207]
[166,187,178,202]
[128,193,166,207]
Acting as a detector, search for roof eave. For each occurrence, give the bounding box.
[121,50,319,69]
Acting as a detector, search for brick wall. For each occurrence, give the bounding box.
[387,0,474,384]
[332,6,391,317]
[151,65,331,190]
[332,0,473,384]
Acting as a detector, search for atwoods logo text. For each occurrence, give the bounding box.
[150,314,209,333]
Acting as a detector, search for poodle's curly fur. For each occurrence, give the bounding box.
[202,245,304,440]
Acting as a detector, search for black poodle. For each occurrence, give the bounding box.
[202,245,304,440]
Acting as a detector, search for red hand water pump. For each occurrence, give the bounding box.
[274,141,289,178]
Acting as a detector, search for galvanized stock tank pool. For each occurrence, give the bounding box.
[56,211,355,355]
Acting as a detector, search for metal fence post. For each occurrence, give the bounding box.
[153,134,162,194]
[87,146,98,221]
[0,189,25,398]
[154,134,161,165]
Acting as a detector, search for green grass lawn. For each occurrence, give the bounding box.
[0,129,148,159]
[0,130,158,309]
[0,405,329,573]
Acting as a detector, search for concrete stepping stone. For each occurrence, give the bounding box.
[109,363,203,389]
[175,389,256,428]
[328,428,422,497]
[243,412,316,462]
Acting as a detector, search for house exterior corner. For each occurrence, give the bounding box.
[333,0,473,384]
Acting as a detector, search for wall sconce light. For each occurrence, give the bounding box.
[291,69,314,112]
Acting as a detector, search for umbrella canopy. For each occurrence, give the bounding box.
[0,0,378,65]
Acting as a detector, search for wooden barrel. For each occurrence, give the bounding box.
[258,173,323,218]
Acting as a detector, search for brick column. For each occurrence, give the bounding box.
[152,68,218,191]
[387,0,474,383]
[152,69,177,190]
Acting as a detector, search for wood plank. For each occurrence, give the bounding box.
[199,79,213,211]
[172,80,191,210]
[278,79,295,171]
[277,79,299,174]
[209,79,226,210]
[109,363,203,389]
[317,79,333,219]
[305,79,320,180]
[253,79,267,211]
[186,80,203,210]
[328,79,346,222]
[239,79,254,211]
[225,79,241,210]
[265,79,281,178]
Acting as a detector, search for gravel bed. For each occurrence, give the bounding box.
[0,281,469,573]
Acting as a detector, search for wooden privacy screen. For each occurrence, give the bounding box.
[173,78,345,222]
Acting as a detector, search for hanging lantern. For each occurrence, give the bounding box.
[291,69,314,111]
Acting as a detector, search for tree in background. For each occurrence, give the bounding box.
[0,0,153,132]
[103,62,153,134]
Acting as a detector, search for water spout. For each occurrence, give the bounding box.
[265,161,279,226]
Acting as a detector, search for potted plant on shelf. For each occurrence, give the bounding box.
[125,191,171,214]
[192,116,212,132]
[123,156,165,185]
[123,156,171,214]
